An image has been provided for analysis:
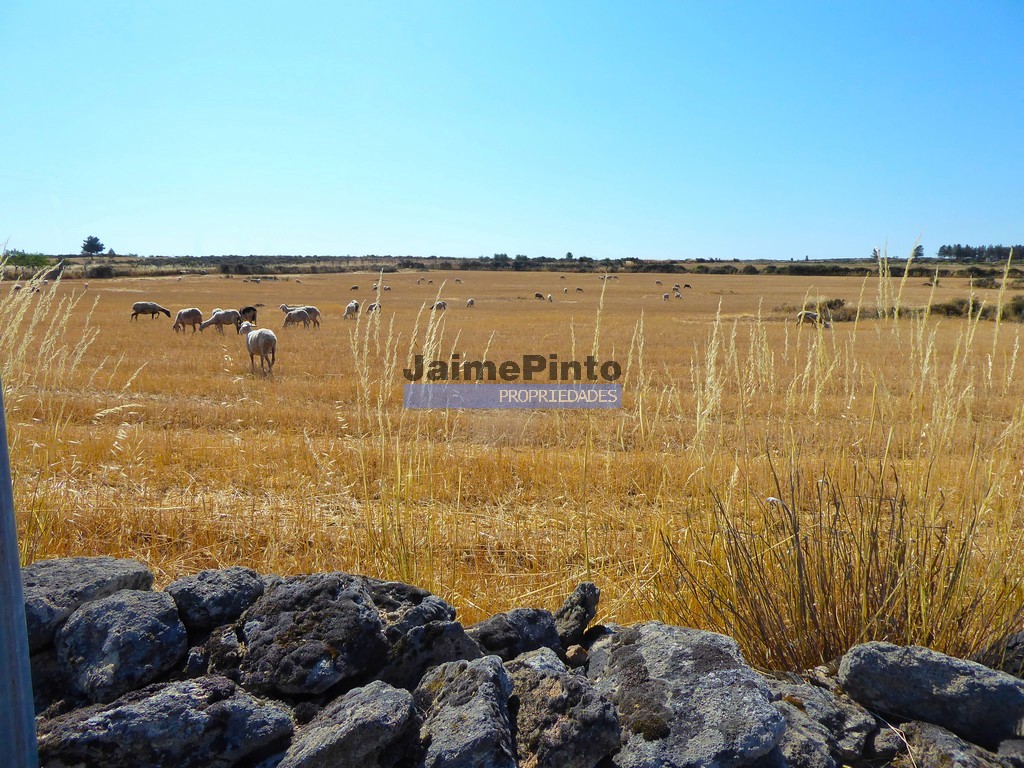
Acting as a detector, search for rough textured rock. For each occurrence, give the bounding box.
[37,675,293,768]
[278,680,418,768]
[165,566,265,631]
[999,739,1024,768]
[766,679,875,767]
[553,582,600,649]
[466,608,562,662]
[894,721,1006,767]
[238,573,389,697]
[375,619,483,691]
[30,647,66,715]
[414,655,517,768]
[839,641,1024,749]
[506,646,620,768]
[362,577,456,641]
[55,589,187,703]
[587,622,785,768]
[22,556,153,652]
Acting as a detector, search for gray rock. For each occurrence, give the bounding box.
[30,647,66,714]
[375,620,483,691]
[37,675,293,768]
[165,566,265,631]
[839,641,1024,749]
[466,608,562,662]
[22,556,153,652]
[278,680,418,768]
[766,679,875,766]
[895,721,1006,767]
[553,582,600,648]
[206,624,245,681]
[999,739,1024,767]
[865,727,907,763]
[506,646,620,768]
[362,577,456,642]
[238,573,389,697]
[56,589,187,703]
[414,655,517,768]
[587,622,785,768]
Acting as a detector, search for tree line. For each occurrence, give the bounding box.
[937,244,1022,262]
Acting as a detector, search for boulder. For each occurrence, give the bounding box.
[55,589,187,703]
[839,641,1024,749]
[506,647,620,768]
[361,577,456,641]
[553,582,600,649]
[375,620,483,691]
[37,675,293,768]
[278,680,419,768]
[22,556,153,652]
[895,721,1006,767]
[238,573,389,697]
[466,608,562,662]
[767,680,875,768]
[413,655,517,768]
[165,566,265,631]
[587,622,785,768]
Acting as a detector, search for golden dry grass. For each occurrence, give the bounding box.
[8,264,1024,668]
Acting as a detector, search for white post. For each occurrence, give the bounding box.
[0,379,39,766]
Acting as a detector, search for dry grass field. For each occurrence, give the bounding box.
[7,264,1024,669]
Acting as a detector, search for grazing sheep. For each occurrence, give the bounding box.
[83,283,88,290]
[199,308,242,334]
[796,310,831,328]
[547,294,553,302]
[684,284,692,289]
[131,301,171,320]
[383,285,391,291]
[432,301,447,310]
[673,284,681,290]
[560,275,566,280]
[416,278,423,285]
[466,298,475,308]
[279,304,321,327]
[563,287,568,294]
[350,285,359,291]
[366,302,381,313]
[656,280,663,285]
[343,300,360,319]
[428,280,433,284]
[239,306,258,324]
[455,278,462,284]
[576,287,584,293]
[172,308,203,333]
[675,292,682,299]
[283,308,311,329]
[294,279,302,284]
[372,284,378,291]
[534,292,544,300]
[662,293,670,301]
[239,321,277,375]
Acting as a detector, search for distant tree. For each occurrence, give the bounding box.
[81,235,105,258]
[913,245,924,260]
[565,252,574,260]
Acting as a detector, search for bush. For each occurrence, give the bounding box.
[85,264,115,279]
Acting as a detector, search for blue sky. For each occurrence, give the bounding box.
[1,2,1021,260]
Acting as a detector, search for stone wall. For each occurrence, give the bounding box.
[22,556,1024,767]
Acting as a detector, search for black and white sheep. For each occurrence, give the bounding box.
[342,300,360,320]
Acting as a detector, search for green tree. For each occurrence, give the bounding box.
[81,235,105,258]
[913,245,925,260]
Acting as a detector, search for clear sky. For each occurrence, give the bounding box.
[2,2,1021,260]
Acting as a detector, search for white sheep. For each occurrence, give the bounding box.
[239,321,277,375]
[547,294,553,302]
[432,300,447,310]
[131,301,171,320]
[199,308,242,334]
[466,298,475,308]
[283,308,311,329]
[279,303,321,327]
[172,308,203,333]
[662,293,670,301]
[343,300,360,319]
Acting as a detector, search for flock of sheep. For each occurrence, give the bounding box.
[129,275,829,377]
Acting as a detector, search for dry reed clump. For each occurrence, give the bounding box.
[9,249,1024,670]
